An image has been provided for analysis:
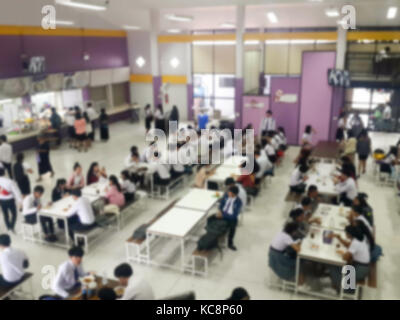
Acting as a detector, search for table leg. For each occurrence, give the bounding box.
[339,270,344,300]
[294,255,300,295]
[146,232,151,266]
[64,217,70,247]
[181,238,185,273]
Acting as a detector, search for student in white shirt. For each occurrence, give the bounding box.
[289,164,309,194]
[114,263,154,300]
[262,138,277,164]
[269,222,301,281]
[67,162,85,191]
[0,234,29,287]
[0,167,22,233]
[23,185,57,242]
[277,127,288,150]
[329,226,370,293]
[301,125,315,147]
[124,146,139,168]
[141,141,158,163]
[65,107,77,147]
[0,135,13,179]
[52,246,88,298]
[254,150,269,183]
[153,152,171,186]
[259,110,276,138]
[86,102,99,141]
[334,171,358,207]
[66,190,96,239]
[224,178,247,210]
[380,146,399,179]
[120,170,136,202]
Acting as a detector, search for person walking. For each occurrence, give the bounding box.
[99,109,109,141]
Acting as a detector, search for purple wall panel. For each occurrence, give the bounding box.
[0,36,24,78]
[84,37,128,70]
[270,77,301,145]
[242,95,270,134]
[187,84,194,120]
[299,51,336,145]
[152,76,162,108]
[329,86,345,141]
[82,87,90,102]
[235,78,244,129]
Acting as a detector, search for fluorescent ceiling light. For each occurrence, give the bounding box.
[316,39,336,44]
[0,99,12,104]
[136,56,145,68]
[245,40,260,45]
[55,0,107,11]
[165,14,193,22]
[265,40,290,45]
[387,7,398,19]
[308,0,324,2]
[290,39,315,44]
[167,29,182,34]
[220,23,235,28]
[266,12,278,24]
[55,20,74,26]
[192,41,236,46]
[123,25,141,30]
[325,8,340,17]
[170,58,180,69]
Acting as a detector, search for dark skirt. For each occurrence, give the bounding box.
[268,247,296,281]
[100,126,109,140]
[16,177,31,196]
[145,116,152,130]
[336,127,344,141]
[38,153,53,175]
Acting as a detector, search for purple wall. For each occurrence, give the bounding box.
[0,35,129,79]
[187,84,194,120]
[152,76,162,108]
[270,77,301,145]
[299,51,336,145]
[242,95,270,134]
[235,78,244,129]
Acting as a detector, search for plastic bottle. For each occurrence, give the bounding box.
[102,271,108,286]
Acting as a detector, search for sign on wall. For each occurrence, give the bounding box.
[244,98,266,109]
[274,89,298,104]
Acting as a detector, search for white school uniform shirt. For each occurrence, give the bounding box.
[279,132,287,145]
[335,177,357,200]
[122,180,136,194]
[0,142,12,163]
[356,215,373,234]
[338,118,345,129]
[0,176,22,204]
[264,144,276,157]
[22,194,41,216]
[383,105,391,120]
[260,117,276,134]
[270,137,279,151]
[52,260,86,298]
[290,168,304,187]
[67,197,95,225]
[256,156,269,179]
[271,232,295,251]
[172,162,185,173]
[0,247,28,283]
[348,238,370,264]
[65,113,75,127]
[302,133,312,145]
[382,153,396,165]
[120,276,155,300]
[155,162,171,180]
[86,108,99,122]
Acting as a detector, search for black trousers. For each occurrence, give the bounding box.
[339,193,353,207]
[24,213,55,236]
[290,184,306,194]
[68,219,96,239]
[227,219,238,246]
[0,275,21,288]
[2,162,12,179]
[0,199,17,231]
[89,121,96,141]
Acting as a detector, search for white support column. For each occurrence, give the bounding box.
[186,42,192,85]
[336,26,347,70]
[150,9,160,77]
[236,5,245,79]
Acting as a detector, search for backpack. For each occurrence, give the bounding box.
[197,233,220,251]
[132,224,149,240]
[205,215,229,236]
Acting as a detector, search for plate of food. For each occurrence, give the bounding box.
[114,286,125,297]
[81,275,95,285]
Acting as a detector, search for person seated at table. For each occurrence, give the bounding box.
[269,222,301,282]
[340,131,357,164]
[114,263,155,300]
[170,154,186,179]
[104,175,126,209]
[255,144,274,177]
[277,127,288,151]
[225,177,247,208]
[295,197,313,216]
[333,170,357,207]
[98,287,117,300]
[23,185,57,243]
[307,185,320,213]
[86,162,107,185]
[380,146,400,179]
[194,164,214,189]
[294,148,312,168]
[52,179,68,202]
[261,137,277,164]
[289,164,309,194]
[66,190,97,240]
[52,246,88,299]
[339,156,356,181]
[226,287,250,300]
[120,170,136,203]
[67,162,85,191]
[235,161,258,197]
[328,226,370,294]
[0,234,29,288]
[286,208,308,239]
[254,149,272,184]
[141,140,158,163]
[124,146,139,168]
[153,152,171,186]
[352,193,374,227]
[301,125,316,147]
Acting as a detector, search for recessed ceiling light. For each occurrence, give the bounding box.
[167,29,182,34]
[170,57,180,69]
[136,56,146,68]
[387,7,398,19]
[266,12,278,23]
[55,0,107,11]
[308,0,324,2]
[55,20,74,26]
[220,23,235,28]
[123,25,141,30]
[165,14,193,22]
[325,8,340,17]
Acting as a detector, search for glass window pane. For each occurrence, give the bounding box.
[193,45,213,73]
[288,43,314,75]
[214,74,235,98]
[193,74,213,112]
[265,43,289,74]
[351,88,371,103]
[349,103,370,110]
[214,45,235,73]
[372,89,391,104]
[214,99,235,119]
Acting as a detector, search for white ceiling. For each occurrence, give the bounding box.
[0,0,399,31]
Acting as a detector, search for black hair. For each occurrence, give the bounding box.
[98,287,117,300]
[56,178,67,189]
[34,185,44,194]
[224,177,235,186]
[16,153,24,163]
[0,234,11,247]
[266,110,272,115]
[75,111,82,120]
[345,225,364,242]
[0,168,5,177]
[68,246,84,257]
[71,189,82,197]
[299,164,309,173]
[130,146,138,155]
[0,135,7,142]
[229,186,239,196]
[87,162,99,183]
[305,125,312,134]
[73,162,81,171]
[109,175,122,192]
[278,127,285,134]
[227,287,249,300]
[289,208,304,220]
[284,222,298,235]
[301,197,311,207]
[114,263,133,278]
[307,185,318,194]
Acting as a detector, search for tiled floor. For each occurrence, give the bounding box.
[4,120,400,300]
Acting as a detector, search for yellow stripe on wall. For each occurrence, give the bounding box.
[130,74,153,83]
[244,32,337,41]
[162,75,187,85]
[0,25,126,37]
[347,31,400,41]
[158,33,236,43]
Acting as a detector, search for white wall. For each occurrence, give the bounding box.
[159,43,188,75]
[127,31,152,75]
[130,83,153,109]
[167,85,187,121]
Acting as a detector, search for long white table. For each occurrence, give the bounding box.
[313,204,349,231]
[306,162,339,196]
[174,189,221,212]
[81,181,108,198]
[207,166,242,186]
[221,155,248,168]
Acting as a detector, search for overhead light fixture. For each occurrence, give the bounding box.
[55,20,74,26]
[192,41,236,46]
[55,0,107,11]
[220,23,235,28]
[387,7,398,19]
[170,57,180,69]
[123,25,141,30]
[0,99,12,104]
[136,56,146,68]
[308,0,324,2]
[165,14,193,22]
[266,12,278,24]
[290,39,315,44]
[167,29,182,34]
[245,40,260,45]
[265,40,290,45]
[325,8,340,17]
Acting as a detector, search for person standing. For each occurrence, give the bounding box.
[0,167,22,233]
[0,135,13,179]
[74,111,87,152]
[336,112,347,142]
[13,153,32,197]
[197,108,209,130]
[259,110,276,138]
[99,108,109,141]
[383,103,392,132]
[350,112,364,138]
[154,104,165,132]
[169,105,180,132]
[86,102,99,141]
[49,107,62,146]
[36,135,54,182]
[65,107,77,148]
[356,129,372,176]
[144,104,153,134]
